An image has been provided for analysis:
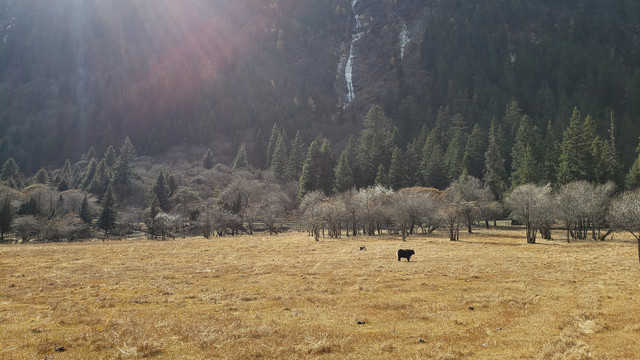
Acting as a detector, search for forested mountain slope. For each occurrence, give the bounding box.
[1,0,639,173]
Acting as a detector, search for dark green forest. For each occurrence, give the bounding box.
[1,0,639,175]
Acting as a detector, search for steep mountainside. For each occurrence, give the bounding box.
[1,0,639,172]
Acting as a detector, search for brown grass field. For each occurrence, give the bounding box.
[2,228,640,359]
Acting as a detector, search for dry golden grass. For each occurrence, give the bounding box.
[2,228,640,359]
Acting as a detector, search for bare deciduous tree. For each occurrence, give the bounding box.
[508,183,555,244]
[607,190,640,262]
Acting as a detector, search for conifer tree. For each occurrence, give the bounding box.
[424,144,448,189]
[445,129,468,182]
[0,158,21,187]
[0,195,12,240]
[334,150,355,193]
[285,131,306,181]
[104,145,117,168]
[85,147,97,161]
[356,105,392,187]
[202,148,215,169]
[558,108,595,184]
[542,120,561,185]
[391,127,403,149]
[404,144,421,187]
[87,159,111,198]
[33,168,50,185]
[511,115,542,187]
[112,137,137,199]
[299,138,322,198]
[152,171,171,212]
[79,195,92,224]
[266,123,280,167]
[626,137,640,189]
[483,119,506,200]
[81,158,97,189]
[232,143,249,170]
[420,129,440,184]
[270,133,288,180]
[375,164,389,188]
[388,147,407,190]
[98,184,117,237]
[166,173,178,196]
[318,139,336,195]
[57,159,74,190]
[463,124,487,179]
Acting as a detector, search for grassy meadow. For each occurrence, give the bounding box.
[1,228,640,359]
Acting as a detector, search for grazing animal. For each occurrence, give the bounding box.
[397,249,415,262]
[360,246,367,251]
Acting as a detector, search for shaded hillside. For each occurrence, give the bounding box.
[1,0,639,172]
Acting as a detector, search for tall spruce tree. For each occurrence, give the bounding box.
[318,139,336,195]
[270,133,288,180]
[463,124,487,179]
[511,115,542,187]
[79,195,92,224]
[87,159,111,198]
[152,171,171,212]
[445,129,468,182]
[542,120,561,185]
[356,105,392,187]
[626,137,640,189]
[388,147,407,190]
[81,158,97,189]
[334,150,355,193]
[57,159,74,190]
[285,131,306,181]
[424,144,448,189]
[232,143,249,170]
[558,108,595,184]
[0,158,21,187]
[420,129,440,185]
[33,168,50,185]
[104,145,117,168]
[375,164,389,188]
[299,138,322,198]
[98,184,117,237]
[112,137,137,198]
[483,119,506,200]
[404,144,421,187]
[266,123,280,167]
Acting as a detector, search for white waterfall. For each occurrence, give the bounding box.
[345,0,364,104]
[399,21,410,60]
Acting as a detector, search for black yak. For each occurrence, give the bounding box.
[397,249,415,261]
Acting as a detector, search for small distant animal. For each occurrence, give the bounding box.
[360,246,367,251]
[397,249,415,262]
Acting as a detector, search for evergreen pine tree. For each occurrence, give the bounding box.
[202,148,215,169]
[334,150,355,193]
[98,184,117,237]
[420,129,440,185]
[511,115,542,187]
[391,127,403,149]
[424,144,448,189]
[104,145,117,168]
[86,147,97,161]
[285,131,306,181]
[542,120,561,185]
[266,123,280,167]
[0,158,21,187]
[404,144,421,187]
[270,133,288,180]
[0,195,12,240]
[232,143,249,170]
[356,105,392,187]
[558,108,595,184]
[79,195,92,224]
[463,124,487,179]
[445,129,468,181]
[388,147,407,190]
[33,168,50,185]
[626,137,640,189]
[483,119,506,200]
[153,171,171,212]
[57,159,74,189]
[112,137,137,198]
[375,164,389,188]
[81,158,97,189]
[87,159,111,198]
[318,139,336,196]
[299,138,322,198]
[167,173,178,196]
